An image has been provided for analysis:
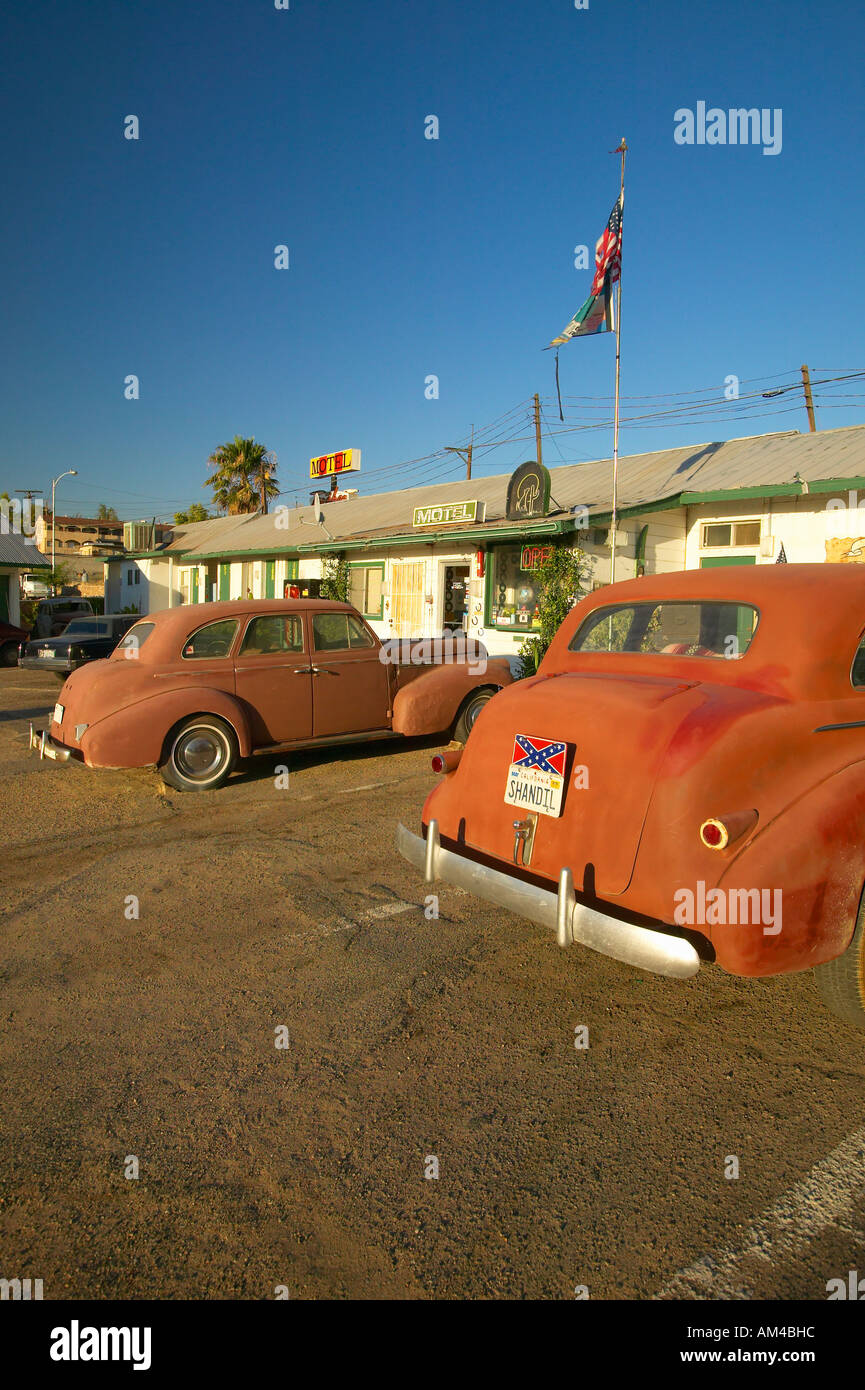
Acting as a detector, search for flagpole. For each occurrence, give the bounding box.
[610,138,627,586]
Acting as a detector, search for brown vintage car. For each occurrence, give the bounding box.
[29,599,513,791]
[398,564,865,1029]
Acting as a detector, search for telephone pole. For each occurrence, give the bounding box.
[800,364,817,432]
[260,458,269,515]
[533,393,543,468]
[445,423,474,481]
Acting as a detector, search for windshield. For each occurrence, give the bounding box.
[569,601,759,660]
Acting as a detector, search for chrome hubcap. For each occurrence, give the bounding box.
[176,731,223,779]
[466,698,485,728]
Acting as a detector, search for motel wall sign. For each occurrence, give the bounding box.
[506,460,551,521]
[412,499,483,528]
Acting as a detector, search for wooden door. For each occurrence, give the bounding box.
[390,560,424,638]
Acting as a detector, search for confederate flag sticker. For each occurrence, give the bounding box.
[504,733,570,819]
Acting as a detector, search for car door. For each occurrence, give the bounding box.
[233,611,313,745]
[309,610,390,738]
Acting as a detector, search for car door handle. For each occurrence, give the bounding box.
[310,666,338,676]
[293,666,314,675]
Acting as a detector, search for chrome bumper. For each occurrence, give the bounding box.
[28,724,73,762]
[396,819,701,980]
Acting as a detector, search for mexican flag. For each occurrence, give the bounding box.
[548,277,615,344]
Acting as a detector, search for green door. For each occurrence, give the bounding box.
[191,569,199,604]
[0,577,9,622]
[264,560,276,599]
[700,555,757,568]
[218,563,231,600]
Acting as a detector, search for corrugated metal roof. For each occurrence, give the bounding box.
[145,423,865,558]
[0,533,51,567]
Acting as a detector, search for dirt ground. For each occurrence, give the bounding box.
[1,666,864,1300]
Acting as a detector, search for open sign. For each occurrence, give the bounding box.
[520,545,553,571]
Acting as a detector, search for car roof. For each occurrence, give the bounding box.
[121,599,359,662]
[131,597,353,628]
[548,563,865,700]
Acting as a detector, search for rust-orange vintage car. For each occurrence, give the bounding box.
[29,599,512,791]
[398,564,865,1028]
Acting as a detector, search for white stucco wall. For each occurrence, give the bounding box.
[683,491,865,569]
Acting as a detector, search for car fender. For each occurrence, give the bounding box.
[713,759,865,976]
[392,661,511,737]
[80,686,254,768]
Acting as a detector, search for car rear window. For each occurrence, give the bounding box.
[182,619,238,659]
[312,613,376,652]
[115,622,156,654]
[569,601,759,660]
[65,620,108,635]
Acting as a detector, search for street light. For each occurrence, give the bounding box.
[50,470,78,589]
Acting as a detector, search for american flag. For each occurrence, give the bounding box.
[511,734,567,777]
[548,192,624,346]
[589,195,623,298]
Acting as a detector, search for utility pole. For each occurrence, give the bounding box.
[533,393,543,468]
[800,364,817,432]
[444,424,474,481]
[260,458,269,515]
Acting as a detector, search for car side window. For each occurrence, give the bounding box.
[347,615,375,649]
[240,615,305,656]
[851,633,865,687]
[312,613,376,652]
[182,619,238,659]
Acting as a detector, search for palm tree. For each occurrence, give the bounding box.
[204,437,279,515]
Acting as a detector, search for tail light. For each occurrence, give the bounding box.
[432,749,463,774]
[699,809,758,851]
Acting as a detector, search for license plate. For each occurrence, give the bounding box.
[504,734,568,819]
[40,648,54,658]
[53,703,64,725]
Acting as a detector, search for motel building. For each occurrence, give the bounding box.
[104,423,865,662]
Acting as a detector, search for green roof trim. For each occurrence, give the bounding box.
[296,517,572,553]
[680,475,865,506]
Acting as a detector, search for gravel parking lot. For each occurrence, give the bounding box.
[1,666,864,1300]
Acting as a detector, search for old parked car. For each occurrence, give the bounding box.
[29,599,513,792]
[18,614,138,678]
[0,618,29,667]
[31,596,94,638]
[398,564,865,1030]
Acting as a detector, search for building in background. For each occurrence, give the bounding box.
[32,514,173,600]
[0,533,50,625]
[103,424,865,661]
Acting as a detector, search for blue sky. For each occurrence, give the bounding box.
[2,0,863,520]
